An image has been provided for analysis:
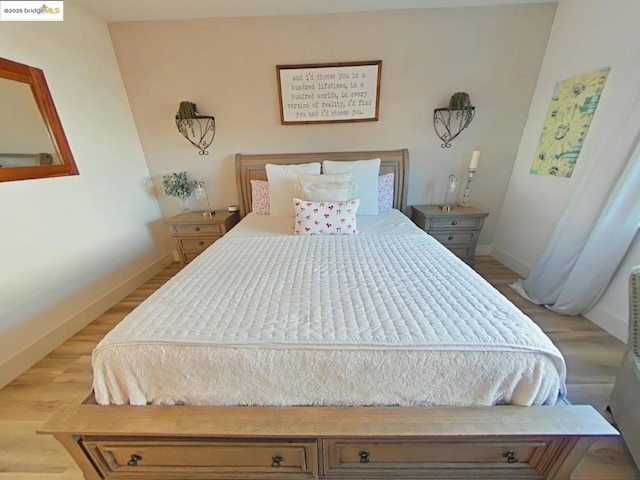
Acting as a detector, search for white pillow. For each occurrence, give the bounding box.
[293,198,359,235]
[322,158,381,215]
[297,173,355,202]
[266,162,321,217]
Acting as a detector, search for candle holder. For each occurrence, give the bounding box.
[194,181,214,217]
[459,168,477,208]
[439,174,458,213]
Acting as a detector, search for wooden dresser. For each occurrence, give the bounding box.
[411,205,488,264]
[165,211,239,265]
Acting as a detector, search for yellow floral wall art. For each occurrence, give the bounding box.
[530,67,610,177]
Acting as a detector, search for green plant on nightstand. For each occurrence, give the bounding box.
[162,171,197,212]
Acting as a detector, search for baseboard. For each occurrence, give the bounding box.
[584,304,628,343]
[490,245,532,278]
[475,244,492,256]
[0,253,173,389]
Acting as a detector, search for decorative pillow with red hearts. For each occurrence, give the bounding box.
[292,198,360,235]
[250,179,270,215]
[378,172,394,213]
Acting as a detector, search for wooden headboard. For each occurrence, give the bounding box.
[235,149,409,217]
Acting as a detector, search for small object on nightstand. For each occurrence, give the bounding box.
[165,210,239,265]
[194,181,213,216]
[439,174,458,213]
[411,204,488,264]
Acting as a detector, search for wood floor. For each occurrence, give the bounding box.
[0,257,638,479]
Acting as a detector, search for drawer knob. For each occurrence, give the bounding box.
[503,450,518,464]
[451,220,458,225]
[127,454,142,467]
[194,226,200,232]
[359,451,370,463]
[271,455,283,468]
[448,235,454,240]
[198,240,204,246]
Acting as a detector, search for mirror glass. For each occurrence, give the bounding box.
[0,57,78,182]
[0,77,60,167]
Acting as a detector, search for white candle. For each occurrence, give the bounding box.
[469,151,480,170]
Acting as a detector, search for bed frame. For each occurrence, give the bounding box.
[40,149,618,480]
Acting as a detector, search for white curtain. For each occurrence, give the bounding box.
[512,96,640,315]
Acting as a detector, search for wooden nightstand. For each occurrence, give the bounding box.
[165,211,239,265]
[411,205,488,264]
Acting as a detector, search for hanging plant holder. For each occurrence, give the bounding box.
[175,101,216,155]
[433,92,475,148]
[175,115,216,155]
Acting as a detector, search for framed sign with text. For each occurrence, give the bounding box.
[276,60,382,125]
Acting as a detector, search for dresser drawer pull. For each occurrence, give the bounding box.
[127,454,142,467]
[503,450,518,464]
[194,226,200,232]
[198,240,204,246]
[359,451,370,463]
[448,235,454,240]
[271,455,283,468]
[451,220,458,225]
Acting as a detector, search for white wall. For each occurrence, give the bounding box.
[108,4,556,255]
[492,0,640,340]
[0,1,172,386]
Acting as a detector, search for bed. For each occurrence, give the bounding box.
[40,149,617,480]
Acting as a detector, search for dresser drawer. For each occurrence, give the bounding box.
[181,252,203,264]
[429,216,483,229]
[430,231,474,245]
[171,224,222,236]
[84,439,318,479]
[448,246,472,260]
[323,439,546,477]
[178,236,218,251]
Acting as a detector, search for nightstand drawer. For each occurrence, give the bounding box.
[172,224,222,236]
[179,236,219,251]
[429,217,482,229]
[449,247,472,260]
[323,438,545,477]
[430,232,474,245]
[411,205,488,265]
[166,211,239,266]
[83,439,318,479]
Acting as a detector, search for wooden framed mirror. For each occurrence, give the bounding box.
[0,57,78,182]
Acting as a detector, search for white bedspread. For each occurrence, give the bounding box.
[93,211,566,406]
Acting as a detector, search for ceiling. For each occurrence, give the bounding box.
[71,0,558,22]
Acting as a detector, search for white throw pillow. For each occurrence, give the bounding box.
[322,158,381,215]
[297,173,355,202]
[293,198,359,235]
[266,162,321,217]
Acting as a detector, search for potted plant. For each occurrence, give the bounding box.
[177,101,198,120]
[447,92,474,128]
[162,171,197,212]
[176,101,199,136]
